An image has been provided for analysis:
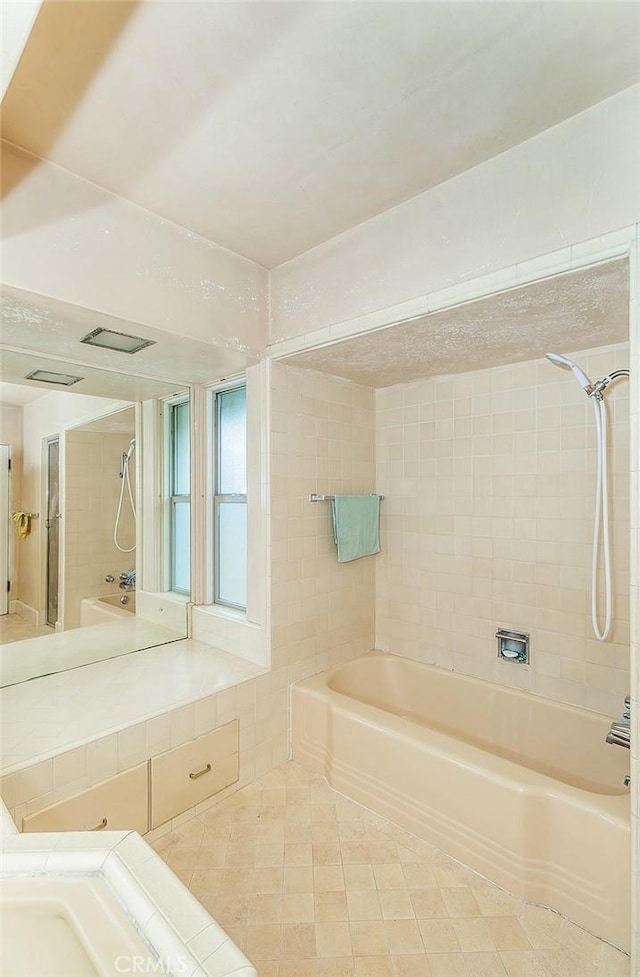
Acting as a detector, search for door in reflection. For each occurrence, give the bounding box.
[45,438,60,627]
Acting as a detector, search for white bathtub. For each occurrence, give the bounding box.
[292,652,631,950]
[79,593,136,627]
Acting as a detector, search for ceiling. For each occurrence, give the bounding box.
[2,1,639,268]
[280,259,630,387]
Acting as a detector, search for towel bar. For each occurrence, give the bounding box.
[308,493,384,502]
[12,512,39,518]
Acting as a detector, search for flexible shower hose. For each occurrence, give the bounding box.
[591,396,611,641]
[114,454,137,553]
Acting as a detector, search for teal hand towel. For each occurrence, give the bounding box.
[330,495,381,563]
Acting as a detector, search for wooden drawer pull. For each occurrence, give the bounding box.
[90,817,108,831]
[189,763,212,780]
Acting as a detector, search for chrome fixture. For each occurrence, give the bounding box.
[120,595,130,605]
[496,628,529,664]
[605,695,630,750]
[545,352,630,642]
[545,352,630,402]
[80,327,156,354]
[104,574,115,583]
[308,493,384,502]
[119,569,136,590]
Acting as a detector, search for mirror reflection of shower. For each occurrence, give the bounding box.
[545,352,630,642]
[114,437,136,553]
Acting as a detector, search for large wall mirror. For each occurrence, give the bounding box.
[0,285,254,687]
[0,356,191,687]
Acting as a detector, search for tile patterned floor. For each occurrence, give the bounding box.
[152,762,629,977]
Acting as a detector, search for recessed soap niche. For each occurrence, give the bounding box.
[496,628,529,664]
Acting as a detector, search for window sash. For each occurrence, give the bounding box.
[213,385,247,610]
[168,398,190,595]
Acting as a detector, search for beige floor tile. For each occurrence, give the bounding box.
[189,867,223,897]
[378,889,415,920]
[280,921,317,959]
[354,957,394,977]
[253,866,283,893]
[486,917,532,951]
[373,864,407,890]
[316,921,353,958]
[317,959,356,977]
[441,886,482,917]
[284,865,313,893]
[452,916,497,952]
[285,842,313,865]
[402,862,439,888]
[342,842,373,864]
[344,864,377,890]
[350,920,390,956]
[245,923,281,961]
[152,762,627,977]
[314,843,343,865]
[464,951,510,976]
[409,887,449,919]
[315,891,349,922]
[257,823,285,844]
[282,891,315,923]
[418,917,461,953]
[278,959,318,977]
[249,893,282,925]
[314,865,346,891]
[347,889,383,921]
[384,919,423,955]
[499,949,557,976]
[427,953,471,977]
[392,954,432,976]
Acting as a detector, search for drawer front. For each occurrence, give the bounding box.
[151,721,239,828]
[22,763,149,834]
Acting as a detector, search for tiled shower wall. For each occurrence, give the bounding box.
[64,430,136,629]
[376,342,630,715]
[270,361,376,680]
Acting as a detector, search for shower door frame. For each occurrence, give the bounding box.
[44,435,61,628]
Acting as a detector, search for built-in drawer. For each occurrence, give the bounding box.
[22,763,148,834]
[150,721,238,829]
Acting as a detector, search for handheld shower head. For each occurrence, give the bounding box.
[125,438,136,461]
[545,352,594,395]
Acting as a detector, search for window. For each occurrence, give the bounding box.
[214,385,247,610]
[169,398,190,594]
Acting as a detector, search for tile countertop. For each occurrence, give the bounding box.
[0,641,266,774]
[0,799,257,977]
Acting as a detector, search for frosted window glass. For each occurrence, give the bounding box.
[218,387,246,494]
[217,502,247,608]
[173,401,190,496]
[172,501,190,594]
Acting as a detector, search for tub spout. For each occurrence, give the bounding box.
[605,696,630,750]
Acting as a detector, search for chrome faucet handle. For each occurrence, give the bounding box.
[104,574,115,583]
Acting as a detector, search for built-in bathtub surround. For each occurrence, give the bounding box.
[376,341,630,715]
[269,362,376,678]
[293,655,631,950]
[0,801,257,977]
